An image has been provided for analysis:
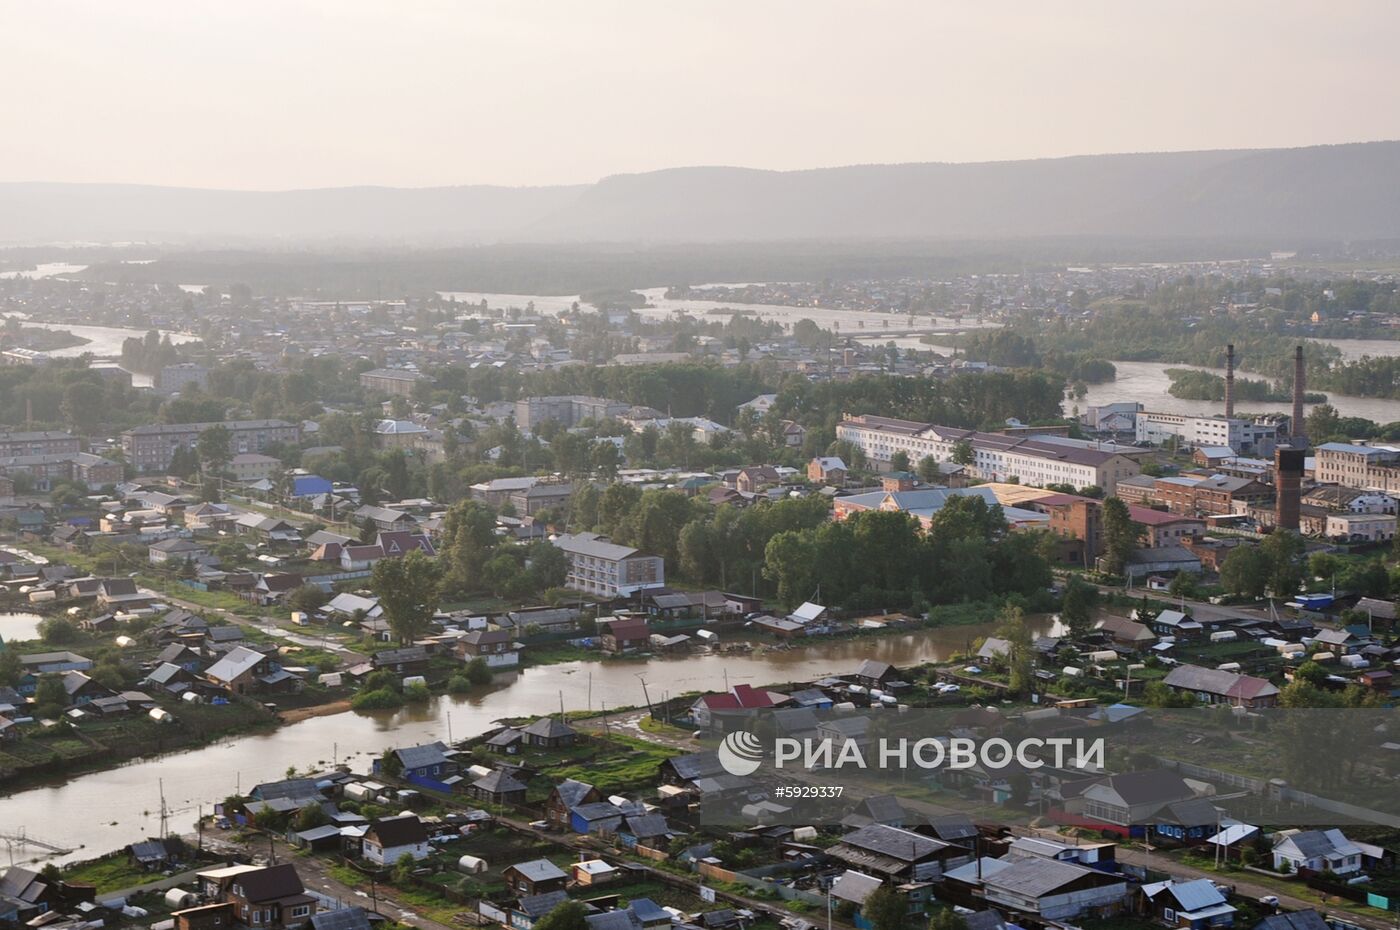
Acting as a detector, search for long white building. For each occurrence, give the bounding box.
[1134,411,1277,456]
[835,414,1140,495]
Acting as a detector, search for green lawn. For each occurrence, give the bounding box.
[535,733,681,794]
[62,853,154,893]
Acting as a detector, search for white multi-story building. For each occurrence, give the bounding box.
[835,414,1140,495]
[551,532,664,597]
[1134,411,1277,456]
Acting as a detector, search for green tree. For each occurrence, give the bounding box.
[34,673,68,716]
[998,604,1034,696]
[371,549,443,643]
[1167,572,1197,600]
[889,451,910,473]
[930,910,969,930]
[0,648,21,687]
[1305,403,1342,443]
[465,657,493,686]
[1293,660,1327,687]
[439,500,498,592]
[763,530,818,609]
[527,540,569,589]
[1059,575,1098,639]
[534,901,589,930]
[38,617,79,644]
[394,852,417,885]
[287,584,329,615]
[379,748,404,777]
[1219,545,1271,599]
[197,424,232,475]
[295,804,329,830]
[591,442,621,479]
[61,381,104,433]
[1100,497,1139,575]
[951,440,975,466]
[1260,530,1304,598]
[917,455,941,484]
[861,885,908,930]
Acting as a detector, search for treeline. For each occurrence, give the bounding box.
[955,330,1116,385]
[0,358,155,434]
[762,495,1052,611]
[1165,368,1327,403]
[431,483,1055,613]
[119,330,181,375]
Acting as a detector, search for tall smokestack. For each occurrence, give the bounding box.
[1275,447,1305,532]
[1292,344,1307,446]
[1224,344,1236,418]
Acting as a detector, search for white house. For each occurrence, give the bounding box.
[361,815,431,865]
[1272,829,1363,875]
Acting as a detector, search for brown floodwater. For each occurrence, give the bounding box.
[0,614,1062,865]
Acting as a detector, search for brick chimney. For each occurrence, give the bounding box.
[1274,447,1305,532]
[1292,344,1307,446]
[1224,344,1235,418]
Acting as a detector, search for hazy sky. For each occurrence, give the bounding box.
[4,1,1399,190]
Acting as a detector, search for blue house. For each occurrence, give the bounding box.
[291,475,334,498]
[376,741,457,790]
[1152,797,1222,846]
[1142,878,1236,929]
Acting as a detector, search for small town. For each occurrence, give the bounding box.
[7,5,1400,930]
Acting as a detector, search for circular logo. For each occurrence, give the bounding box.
[717,730,764,776]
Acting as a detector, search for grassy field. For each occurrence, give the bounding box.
[61,852,156,892]
[529,733,681,795]
[0,698,274,785]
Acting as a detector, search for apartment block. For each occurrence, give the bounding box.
[359,367,433,397]
[1314,442,1400,493]
[514,395,631,432]
[834,414,1141,495]
[122,420,300,472]
[551,531,664,597]
[0,430,82,458]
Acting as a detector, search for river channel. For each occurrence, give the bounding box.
[0,615,1062,865]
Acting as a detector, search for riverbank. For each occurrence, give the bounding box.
[3,324,91,352]
[278,699,352,724]
[0,698,276,794]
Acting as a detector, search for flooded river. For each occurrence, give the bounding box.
[0,612,45,643]
[437,286,999,337]
[0,615,1061,865]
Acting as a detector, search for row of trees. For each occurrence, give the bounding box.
[762,496,1053,611]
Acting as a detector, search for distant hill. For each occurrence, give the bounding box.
[4,141,1400,244]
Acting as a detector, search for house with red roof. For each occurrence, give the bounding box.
[599,617,650,654]
[690,683,787,730]
[1128,506,1206,549]
[1163,664,1279,708]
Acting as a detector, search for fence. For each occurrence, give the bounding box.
[1300,869,1391,909]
